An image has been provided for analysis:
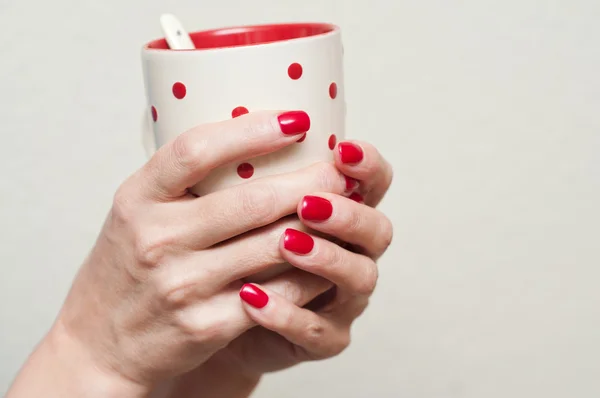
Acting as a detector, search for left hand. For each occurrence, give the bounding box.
[159,140,393,397]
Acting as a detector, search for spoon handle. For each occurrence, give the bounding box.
[160,14,195,50]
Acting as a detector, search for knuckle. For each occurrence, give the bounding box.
[317,242,344,275]
[264,225,288,263]
[342,330,352,349]
[278,304,297,331]
[276,278,304,305]
[111,185,136,224]
[237,183,279,224]
[133,229,171,268]
[308,327,349,360]
[172,132,208,172]
[383,161,394,190]
[377,216,394,253]
[351,296,370,318]
[343,206,365,234]
[363,159,380,179]
[332,330,352,356]
[154,277,194,309]
[177,315,230,346]
[254,219,302,273]
[312,161,345,194]
[355,261,379,295]
[303,319,326,347]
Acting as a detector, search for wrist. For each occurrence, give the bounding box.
[50,321,154,396]
[162,353,261,398]
[7,321,152,398]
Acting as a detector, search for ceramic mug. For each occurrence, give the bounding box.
[141,23,345,281]
[141,22,345,196]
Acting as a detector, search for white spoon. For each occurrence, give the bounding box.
[159,13,195,50]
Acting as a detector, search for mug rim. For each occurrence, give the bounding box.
[143,22,340,53]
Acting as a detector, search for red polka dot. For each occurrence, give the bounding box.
[237,163,254,179]
[172,82,186,99]
[151,106,158,122]
[329,82,338,99]
[232,106,249,118]
[297,133,307,143]
[328,134,337,150]
[288,63,303,80]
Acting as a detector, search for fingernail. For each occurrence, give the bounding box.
[278,111,311,135]
[338,142,364,164]
[344,176,359,191]
[283,228,314,254]
[301,195,333,221]
[349,192,364,203]
[239,284,269,308]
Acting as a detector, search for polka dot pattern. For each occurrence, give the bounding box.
[232,106,249,118]
[172,82,187,99]
[328,134,337,150]
[157,62,342,180]
[288,63,303,80]
[237,163,254,179]
[329,82,338,99]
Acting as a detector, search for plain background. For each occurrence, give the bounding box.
[1,0,599,397]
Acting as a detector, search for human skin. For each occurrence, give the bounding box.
[6,110,393,398]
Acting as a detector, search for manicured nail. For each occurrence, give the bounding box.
[338,142,364,164]
[344,176,359,191]
[239,284,269,308]
[283,228,314,254]
[301,195,333,221]
[349,192,364,203]
[277,111,311,135]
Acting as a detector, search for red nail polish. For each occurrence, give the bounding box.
[277,111,311,135]
[338,142,364,164]
[239,284,269,308]
[283,228,314,254]
[349,192,364,203]
[344,176,359,191]
[301,196,333,221]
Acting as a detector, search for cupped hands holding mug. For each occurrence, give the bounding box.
[6,111,393,398]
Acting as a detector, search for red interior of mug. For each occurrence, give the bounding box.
[145,22,337,51]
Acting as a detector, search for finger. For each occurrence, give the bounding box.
[165,268,332,344]
[333,140,393,207]
[151,213,341,296]
[239,283,350,360]
[261,268,334,307]
[180,161,346,248]
[209,216,299,285]
[266,273,369,324]
[297,193,393,259]
[279,228,379,299]
[331,293,371,324]
[139,110,311,199]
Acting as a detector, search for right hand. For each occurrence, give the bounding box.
[54,111,347,391]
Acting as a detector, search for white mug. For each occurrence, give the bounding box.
[141,22,345,197]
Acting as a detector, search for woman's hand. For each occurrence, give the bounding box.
[161,142,393,398]
[6,110,352,398]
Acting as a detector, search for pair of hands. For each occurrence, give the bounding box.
[8,110,393,398]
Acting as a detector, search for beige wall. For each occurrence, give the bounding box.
[1,0,599,396]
